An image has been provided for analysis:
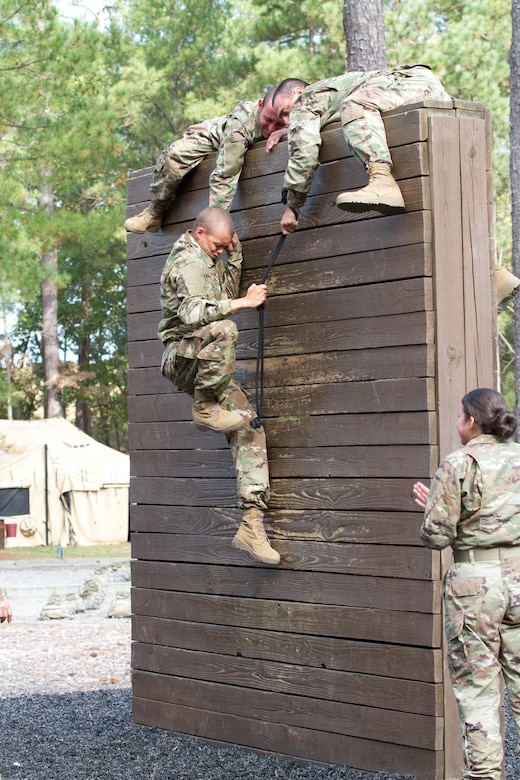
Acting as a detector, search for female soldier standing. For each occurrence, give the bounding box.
[413,388,520,780]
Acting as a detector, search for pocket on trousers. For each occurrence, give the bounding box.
[443,574,484,642]
[448,576,484,598]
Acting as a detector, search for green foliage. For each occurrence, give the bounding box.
[384,0,513,392]
[0,1,128,442]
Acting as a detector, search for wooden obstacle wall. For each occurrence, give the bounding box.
[127,98,496,780]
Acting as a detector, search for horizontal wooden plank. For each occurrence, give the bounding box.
[131,641,441,715]
[131,588,442,648]
[130,443,437,479]
[129,412,435,452]
[128,377,436,422]
[132,670,442,749]
[128,343,435,396]
[127,245,432,306]
[128,312,434,368]
[128,253,430,326]
[268,475,427,509]
[130,531,433,578]
[132,614,443,680]
[128,308,434,358]
[127,238,431,299]
[128,277,432,341]
[132,696,441,779]
[130,560,440,613]
[130,473,426,510]
[130,506,431,547]
[126,203,431,261]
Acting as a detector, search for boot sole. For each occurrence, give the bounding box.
[335,200,405,214]
[123,224,161,234]
[232,537,281,565]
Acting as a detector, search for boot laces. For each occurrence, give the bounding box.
[253,517,267,539]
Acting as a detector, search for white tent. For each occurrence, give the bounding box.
[0,418,129,547]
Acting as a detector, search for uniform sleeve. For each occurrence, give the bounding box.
[283,100,324,209]
[420,460,464,549]
[209,117,251,210]
[175,258,232,328]
[222,243,243,299]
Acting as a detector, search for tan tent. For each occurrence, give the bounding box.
[0,418,129,547]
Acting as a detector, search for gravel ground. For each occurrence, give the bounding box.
[1,559,520,780]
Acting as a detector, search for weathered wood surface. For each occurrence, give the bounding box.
[132,587,441,648]
[131,560,440,612]
[132,695,441,778]
[133,670,441,748]
[131,533,434,580]
[131,611,442,679]
[128,101,495,780]
[130,443,437,478]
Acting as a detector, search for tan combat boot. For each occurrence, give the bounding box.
[335,161,405,213]
[124,199,166,234]
[192,390,244,433]
[232,507,281,565]
[495,264,520,307]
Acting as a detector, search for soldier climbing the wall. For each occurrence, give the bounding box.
[269,66,520,304]
[124,87,288,234]
[158,206,281,566]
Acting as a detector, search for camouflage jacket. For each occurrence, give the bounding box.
[157,231,242,352]
[188,100,263,209]
[420,434,520,550]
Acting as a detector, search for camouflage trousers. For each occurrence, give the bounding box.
[339,66,451,167]
[150,120,219,203]
[161,320,270,511]
[443,557,520,779]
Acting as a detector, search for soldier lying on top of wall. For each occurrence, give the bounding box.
[124,87,288,235]
[269,66,520,305]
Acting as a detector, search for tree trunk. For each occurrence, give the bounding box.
[40,177,63,418]
[75,321,92,436]
[343,0,387,71]
[512,0,520,432]
[1,303,13,420]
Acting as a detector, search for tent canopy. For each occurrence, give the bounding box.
[0,418,130,547]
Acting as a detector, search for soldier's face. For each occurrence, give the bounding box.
[272,91,299,123]
[258,99,287,139]
[194,226,234,260]
[457,406,476,445]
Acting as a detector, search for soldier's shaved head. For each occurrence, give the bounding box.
[271,78,310,122]
[272,78,309,103]
[194,206,235,236]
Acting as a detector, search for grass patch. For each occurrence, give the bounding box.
[0,542,131,561]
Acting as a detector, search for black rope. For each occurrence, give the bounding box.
[250,234,286,429]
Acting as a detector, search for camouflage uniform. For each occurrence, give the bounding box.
[421,434,520,779]
[158,231,270,511]
[150,101,264,211]
[283,65,451,209]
